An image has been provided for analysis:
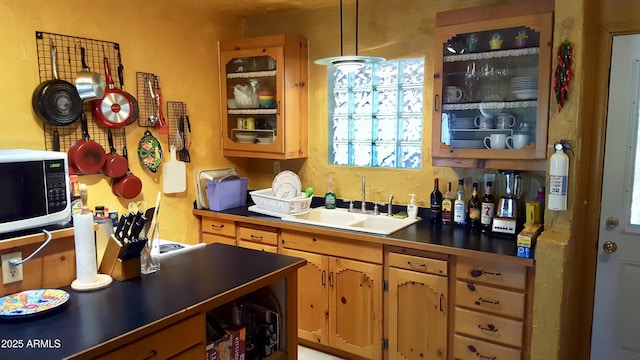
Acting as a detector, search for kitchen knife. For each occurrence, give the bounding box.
[114,214,127,242]
[129,215,147,242]
[121,211,136,243]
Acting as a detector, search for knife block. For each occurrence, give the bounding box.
[98,235,141,281]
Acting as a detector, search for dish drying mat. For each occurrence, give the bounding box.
[166,101,191,161]
[35,31,127,163]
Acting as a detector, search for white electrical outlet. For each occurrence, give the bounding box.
[2,252,23,284]
[484,173,496,189]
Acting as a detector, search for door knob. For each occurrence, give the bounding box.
[606,217,619,229]
[603,241,618,253]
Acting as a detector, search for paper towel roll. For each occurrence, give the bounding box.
[73,213,98,285]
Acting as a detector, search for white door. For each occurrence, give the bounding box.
[591,34,640,359]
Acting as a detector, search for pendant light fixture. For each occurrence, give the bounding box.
[314,0,385,72]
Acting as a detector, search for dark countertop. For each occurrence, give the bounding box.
[195,202,534,266]
[0,243,305,360]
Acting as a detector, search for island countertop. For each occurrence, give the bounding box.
[0,243,306,359]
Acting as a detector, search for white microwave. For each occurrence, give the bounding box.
[0,149,71,235]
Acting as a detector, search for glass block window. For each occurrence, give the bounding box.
[328,58,425,168]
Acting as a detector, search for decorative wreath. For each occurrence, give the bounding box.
[554,41,573,112]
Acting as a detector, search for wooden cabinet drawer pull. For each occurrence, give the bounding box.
[250,234,263,240]
[143,349,158,359]
[476,297,500,305]
[477,324,498,333]
[471,269,501,278]
[408,261,426,269]
[322,270,326,285]
[209,224,224,230]
[467,345,496,360]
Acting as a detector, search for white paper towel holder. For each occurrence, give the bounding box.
[71,184,113,292]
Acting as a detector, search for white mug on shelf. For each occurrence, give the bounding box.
[506,134,531,149]
[474,115,493,129]
[495,113,516,129]
[445,86,464,102]
[483,133,511,149]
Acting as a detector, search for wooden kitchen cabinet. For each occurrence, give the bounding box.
[218,34,308,159]
[200,217,236,246]
[281,231,383,359]
[453,257,533,360]
[237,223,278,253]
[386,251,449,360]
[432,5,554,171]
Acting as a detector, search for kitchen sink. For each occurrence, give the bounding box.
[281,207,420,235]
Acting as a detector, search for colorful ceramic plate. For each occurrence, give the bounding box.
[0,289,70,319]
[138,130,163,173]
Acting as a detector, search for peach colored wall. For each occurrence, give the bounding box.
[0,0,246,245]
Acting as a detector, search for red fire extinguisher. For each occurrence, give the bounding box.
[548,142,569,210]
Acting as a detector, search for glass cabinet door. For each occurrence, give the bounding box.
[220,48,283,152]
[432,13,553,168]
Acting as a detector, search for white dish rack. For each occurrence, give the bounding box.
[250,188,312,215]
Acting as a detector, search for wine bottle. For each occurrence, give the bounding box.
[468,182,481,229]
[453,179,466,226]
[441,182,453,224]
[481,181,496,232]
[430,178,443,224]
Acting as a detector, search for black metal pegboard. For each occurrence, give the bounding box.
[166,101,191,162]
[136,72,159,128]
[35,31,127,159]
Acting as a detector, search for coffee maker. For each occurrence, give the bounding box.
[492,170,524,236]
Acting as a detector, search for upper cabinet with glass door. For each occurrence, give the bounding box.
[432,8,553,171]
[218,34,308,159]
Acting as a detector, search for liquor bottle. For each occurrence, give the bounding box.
[324,177,336,209]
[441,182,454,225]
[468,182,481,229]
[480,181,496,232]
[430,178,443,224]
[453,179,466,226]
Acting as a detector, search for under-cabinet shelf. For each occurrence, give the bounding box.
[444,47,540,62]
[442,100,537,111]
[227,70,277,79]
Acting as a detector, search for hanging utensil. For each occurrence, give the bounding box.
[178,116,190,162]
[147,79,158,125]
[116,49,139,125]
[92,57,134,128]
[155,80,169,138]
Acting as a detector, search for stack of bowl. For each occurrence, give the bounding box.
[259,91,275,108]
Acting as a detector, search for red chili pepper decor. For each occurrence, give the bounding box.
[554,41,573,112]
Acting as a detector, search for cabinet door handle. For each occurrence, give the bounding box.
[408,261,426,269]
[470,269,501,278]
[250,234,263,240]
[143,349,158,359]
[210,224,224,230]
[277,100,281,115]
[322,270,326,285]
[476,297,500,305]
[477,324,498,333]
[328,271,334,287]
[434,94,440,112]
[439,293,444,312]
[467,345,497,360]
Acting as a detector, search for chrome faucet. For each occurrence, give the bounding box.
[361,176,367,212]
[387,195,394,216]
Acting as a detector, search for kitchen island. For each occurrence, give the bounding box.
[0,243,306,359]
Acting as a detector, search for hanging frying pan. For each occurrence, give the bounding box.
[101,129,128,178]
[68,112,107,175]
[32,43,83,126]
[92,57,134,128]
[116,50,139,125]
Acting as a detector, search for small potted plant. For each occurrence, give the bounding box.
[515,30,528,48]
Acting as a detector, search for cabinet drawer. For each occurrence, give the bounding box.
[455,281,525,319]
[281,230,382,264]
[202,233,236,246]
[453,334,522,360]
[201,218,236,237]
[237,226,278,246]
[455,307,523,348]
[388,252,447,276]
[238,239,278,253]
[457,258,527,290]
[100,315,205,359]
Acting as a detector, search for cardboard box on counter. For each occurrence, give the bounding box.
[517,223,543,259]
[206,318,246,360]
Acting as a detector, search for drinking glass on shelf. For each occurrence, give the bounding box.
[464,62,479,102]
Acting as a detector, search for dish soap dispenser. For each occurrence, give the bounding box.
[325,178,336,209]
[407,194,418,219]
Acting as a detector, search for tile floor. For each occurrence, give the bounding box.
[298,345,344,359]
